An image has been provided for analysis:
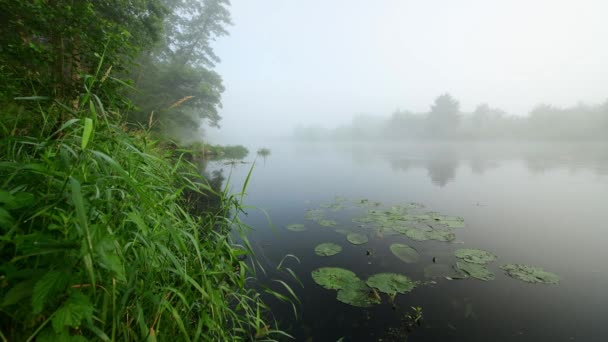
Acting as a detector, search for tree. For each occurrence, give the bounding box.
[128,0,232,138]
[426,93,460,138]
[0,0,166,102]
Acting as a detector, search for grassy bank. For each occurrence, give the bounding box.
[0,97,279,340]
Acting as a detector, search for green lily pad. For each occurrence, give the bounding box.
[401,228,455,242]
[425,230,456,242]
[352,216,375,224]
[318,219,337,227]
[389,243,420,263]
[456,261,495,281]
[366,273,416,295]
[424,264,468,279]
[500,264,559,284]
[336,280,381,308]
[304,209,324,221]
[444,218,465,228]
[314,243,342,256]
[286,223,306,232]
[455,248,497,264]
[404,228,429,241]
[320,203,346,212]
[346,233,368,245]
[311,267,359,290]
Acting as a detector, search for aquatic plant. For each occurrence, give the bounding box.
[336,280,381,308]
[366,273,416,296]
[455,248,497,264]
[314,243,343,256]
[500,264,559,284]
[318,219,338,227]
[311,267,359,290]
[346,232,369,245]
[456,262,495,281]
[286,223,307,232]
[390,243,420,263]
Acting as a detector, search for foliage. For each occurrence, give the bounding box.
[0,93,278,341]
[454,248,497,264]
[456,262,495,281]
[257,148,271,157]
[0,0,166,102]
[365,273,416,296]
[286,223,307,232]
[389,243,420,263]
[128,0,233,138]
[336,280,381,308]
[346,233,368,245]
[314,243,342,256]
[294,95,608,142]
[311,268,359,291]
[500,264,559,284]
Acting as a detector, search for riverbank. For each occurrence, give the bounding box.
[0,100,276,340]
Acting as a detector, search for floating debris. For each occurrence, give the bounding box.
[500,264,559,284]
[314,243,343,256]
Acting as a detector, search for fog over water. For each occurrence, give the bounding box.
[208,0,608,142]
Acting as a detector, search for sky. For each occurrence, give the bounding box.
[207,0,608,142]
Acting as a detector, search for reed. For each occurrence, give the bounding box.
[0,70,290,341]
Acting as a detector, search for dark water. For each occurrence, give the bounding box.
[211,142,608,342]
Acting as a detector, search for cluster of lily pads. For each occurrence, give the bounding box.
[286,196,560,306]
[311,267,416,307]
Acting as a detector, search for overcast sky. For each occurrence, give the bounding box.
[208,0,608,142]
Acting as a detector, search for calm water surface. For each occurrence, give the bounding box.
[210,142,608,342]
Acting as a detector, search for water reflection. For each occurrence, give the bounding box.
[382,142,608,187]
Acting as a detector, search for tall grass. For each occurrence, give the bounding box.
[0,72,288,340]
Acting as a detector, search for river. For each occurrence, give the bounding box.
[210,141,608,341]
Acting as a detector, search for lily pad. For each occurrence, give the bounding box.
[389,243,420,263]
[318,219,337,227]
[500,264,559,284]
[456,261,495,281]
[286,223,306,232]
[404,228,429,241]
[311,267,359,290]
[455,248,497,264]
[347,233,368,245]
[336,280,381,308]
[401,228,455,242]
[352,216,375,224]
[424,264,467,279]
[366,273,416,295]
[425,230,456,242]
[304,209,324,221]
[314,243,342,256]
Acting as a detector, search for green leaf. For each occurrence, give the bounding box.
[33,271,68,314]
[1,279,35,307]
[366,273,416,296]
[314,242,342,256]
[81,118,93,150]
[52,292,94,333]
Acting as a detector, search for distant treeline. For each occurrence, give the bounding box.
[293,94,608,141]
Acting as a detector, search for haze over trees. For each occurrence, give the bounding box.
[293,94,608,142]
[0,0,231,142]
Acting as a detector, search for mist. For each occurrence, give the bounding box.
[209,0,608,143]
